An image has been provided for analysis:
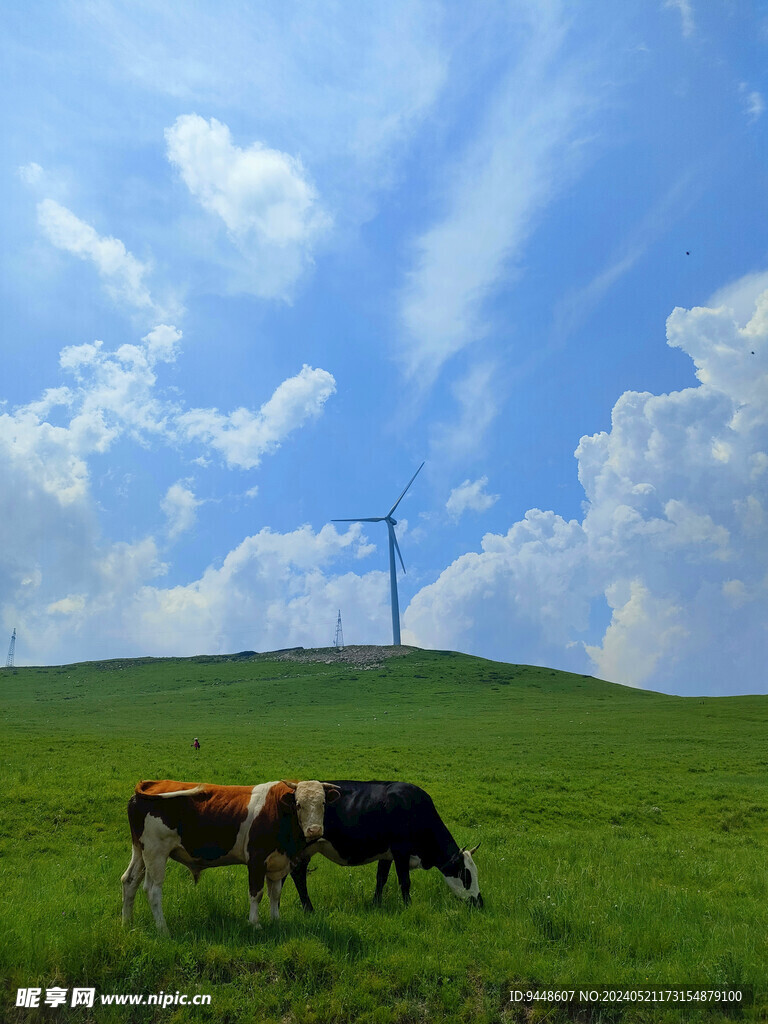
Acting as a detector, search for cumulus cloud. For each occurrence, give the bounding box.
[0,323,335,497]
[178,364,336,470]
[128,524,388,657]
[405,509,590,665]
[161,480,201,540]
[79,4,445,206]
[406,290,768,695]
[446,477,499,520]
[0,321,341,662]
[165,114,330,299]
[584,580,688,688]
[0,325,183,511]
[9,521,387,664]
[143,324,183,364]
[708,270,768,327]
[37,199,172,318]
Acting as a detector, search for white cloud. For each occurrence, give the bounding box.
[5,289,766,686]
[406,288,768,695]
[708,270,768,327]
[37,199,163,317]
[0,323,335,499]
[399,6,594,383]
[166,115,326,243]
[127,525,390,657]
[0,432,170,662]
[739,84,764,123]
[432,362,500,461]
[446,477,499,520]
[0,326,187,512]
[18,162,44,186]
[165,114,330,299]
[746,91,765,122]
[584,580,688,688]
[57,333,175,448]
[161,480,201,540]
[0,329,338,659]
[77,3,445,200]
[178,364,336,470]
[143,324,182,364]
[664,0,694,38]
[47,594,87,616]
[405,509,590,660]
[8,521,388,664]
[0,314,346,661]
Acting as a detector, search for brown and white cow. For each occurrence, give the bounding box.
[121,778,339,933]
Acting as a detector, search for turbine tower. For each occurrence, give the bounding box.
[6,628,16,668]
[333,462,424,646]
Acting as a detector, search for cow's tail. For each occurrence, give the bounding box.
[134,781,207,799]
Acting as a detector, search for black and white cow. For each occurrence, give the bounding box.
[289,781,482,909]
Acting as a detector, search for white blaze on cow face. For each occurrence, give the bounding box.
[282,781,339,840]
[443,849,482,906]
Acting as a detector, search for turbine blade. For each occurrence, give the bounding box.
[332,518,385,523]
[387,461,425,518]
[392,529,406,574]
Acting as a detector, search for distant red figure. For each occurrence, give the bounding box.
[192,737,200,751]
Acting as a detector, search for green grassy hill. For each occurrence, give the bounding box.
[1,647,766,1023]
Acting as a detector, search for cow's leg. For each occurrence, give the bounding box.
[392,849,412,906]
[121,843,145,924]
[373,858,392,905]
[290,859,314,913]
[142,849,170,934]
[267,876,284,921]
[263,851,290,922]
[248,862,266,929]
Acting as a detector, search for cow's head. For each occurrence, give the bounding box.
[280,780,340,841]
[443,843,483,908]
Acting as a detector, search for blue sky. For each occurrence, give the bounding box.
[1,0,766,695]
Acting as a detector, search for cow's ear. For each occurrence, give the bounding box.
[280,790,296,809]
[325,788,340,804]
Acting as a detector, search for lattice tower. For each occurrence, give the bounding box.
[6,628,16,668]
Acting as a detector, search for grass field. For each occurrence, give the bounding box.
[1,645,767,1023]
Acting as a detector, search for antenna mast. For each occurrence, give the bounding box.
[6,628,16,668]
[333,610,344,650]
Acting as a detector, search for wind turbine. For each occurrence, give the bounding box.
[333,462,424,646]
